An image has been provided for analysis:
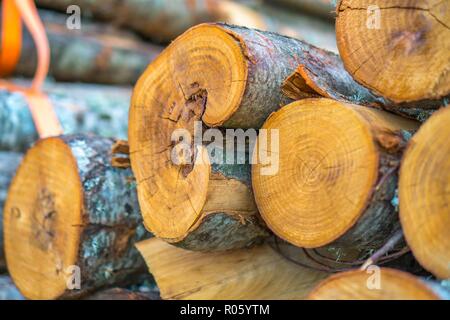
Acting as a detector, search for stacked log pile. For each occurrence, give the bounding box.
[1,0,448,300]
[13,10,163,85]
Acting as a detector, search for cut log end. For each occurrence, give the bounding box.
[4,134,148,299]
[4,138,82,300]
[336,0,450,102]
[129,24,248,242]
[399,107,450,279]
[308,268,441,300]
[252,98,418,249]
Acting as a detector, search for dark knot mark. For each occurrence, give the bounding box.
[31,188,57,251]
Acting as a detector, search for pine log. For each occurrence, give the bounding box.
[136,238,328,299]
[129,24,356,250]
[220,1,337,52]
[399,107,450,280]
[266,0,336,19]
[36,0,225,43]
[336,0,450,103]
[0,276,24,300]
[0,82,130,151]
[252,98,419,253]
[0,152,22,271]
[281,40,448,122]
[12,9,162,85]
[4,134,151,299]
[36,0,337,49]
[308,268,450,300]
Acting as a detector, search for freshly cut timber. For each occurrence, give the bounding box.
[129,23,355,250]
[4,134,150,299]
[336,0,450,102]
[0,152,22,271]
[281,42,446,123]
[136,238,328,299]
[308,268,450,300]
[14,10,162,85]
[0,82,130,151]
[399,107,450,279]
[252,98,419,251]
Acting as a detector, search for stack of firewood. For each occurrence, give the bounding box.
[1,0,449,300]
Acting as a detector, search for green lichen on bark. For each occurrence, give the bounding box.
[0,83,130,151]
[172,212,269,252]
[57,134,151,298]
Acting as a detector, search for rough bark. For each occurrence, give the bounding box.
[13,9,162,85]
[222,1,337,52]
[168,160,269,251]
[4,134,151,299]
[0,82,131,151]
[130,24,352,250]
[136,238,328,299]
[35,0,337,50]
[282,46,448,122]
[0,152,22,271]
[36,0,223,43]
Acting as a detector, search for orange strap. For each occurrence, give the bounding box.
[0,0,62,138]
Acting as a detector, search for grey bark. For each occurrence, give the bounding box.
[0,152,22,271]
[215,24,343,128]
[36,0,221,43]
[282,45,448,122]
[172,159,269,251]
[55,134,151,298]
[0,82,130,152]
[14,9,162,85]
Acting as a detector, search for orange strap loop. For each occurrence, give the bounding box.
[0,0,62,138]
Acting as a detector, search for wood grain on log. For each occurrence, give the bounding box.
[399,106,450,279]
[4,134,151,299]
[252,99,419,253]
[308,268,449,300]
[129,24,351,250]
[0,82,130,151]
[13,10,162,85]
[136,238,328,299]
[336,0,450,102]
[0,152,22,271]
